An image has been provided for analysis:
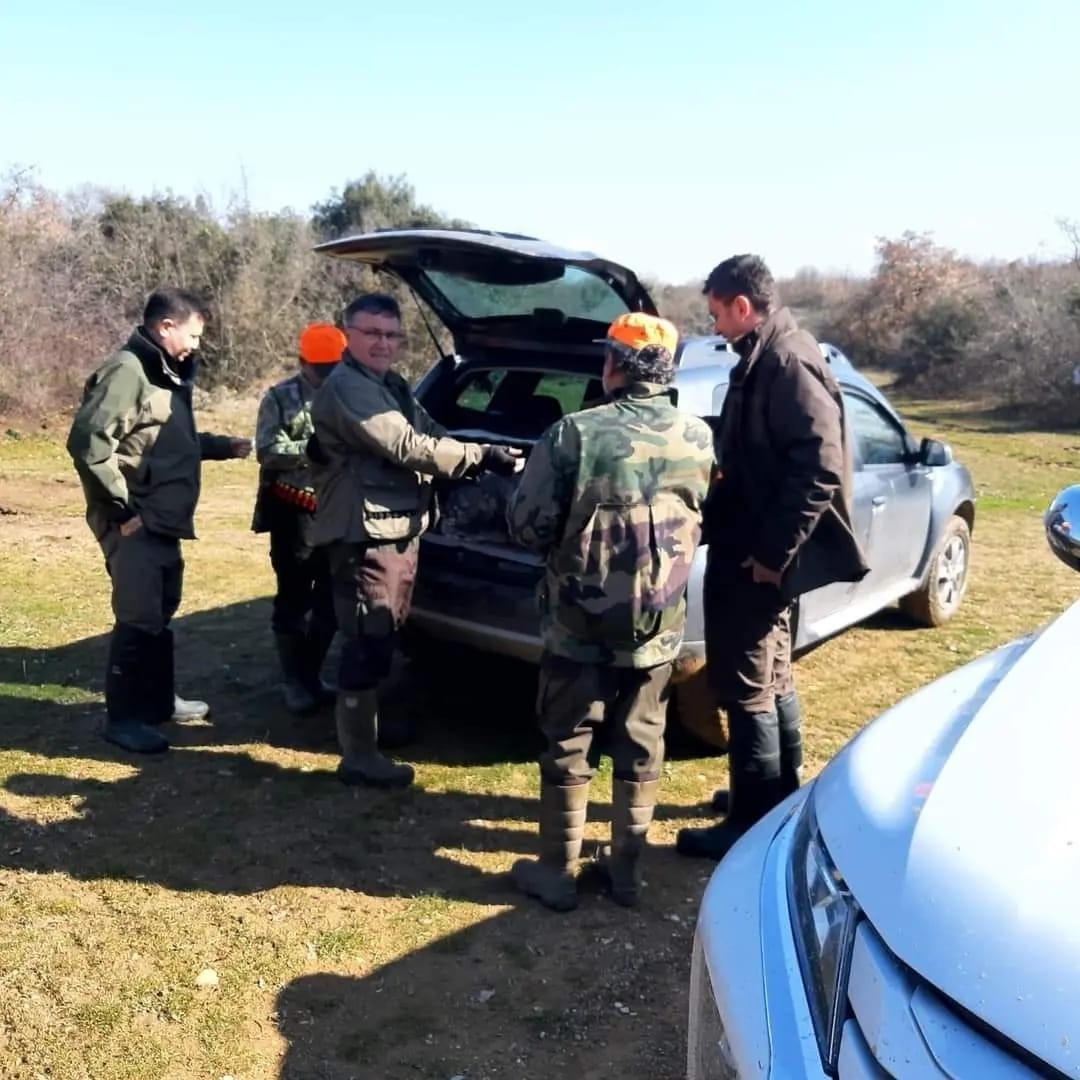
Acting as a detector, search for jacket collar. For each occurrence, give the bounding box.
[610,380,675,404]
[343,352,396,386]
[126,326,195,389]
[731,306,800,372]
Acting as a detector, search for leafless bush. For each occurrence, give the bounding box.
[2,171,1078,427]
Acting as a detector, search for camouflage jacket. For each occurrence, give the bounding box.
[507,382,715,668]
[66,328,233,541]
[310,355,484,546]
[252,371,318,532]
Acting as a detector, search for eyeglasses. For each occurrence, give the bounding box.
[345,325,405,344]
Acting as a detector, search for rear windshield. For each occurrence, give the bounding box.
[447,368,604,439]
[421,266,628,323]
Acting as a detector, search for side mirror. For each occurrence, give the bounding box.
[1045,486,1080,573]
[919,437,953,467]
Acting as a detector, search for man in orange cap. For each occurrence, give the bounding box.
[252,322,346,716]
[506,311,715,910]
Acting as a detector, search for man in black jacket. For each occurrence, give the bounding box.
[677,255,868,861]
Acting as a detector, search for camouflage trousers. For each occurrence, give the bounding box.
[536,652,672,785]
[327,539,418,692]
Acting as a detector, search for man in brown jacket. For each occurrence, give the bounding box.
[677,255,868,861]
[310,293,518,788]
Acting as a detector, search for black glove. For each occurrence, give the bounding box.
[480,445,520,476]
[305,433,329,465]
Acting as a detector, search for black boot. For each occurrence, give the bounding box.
[303,623,337,705]
[677,706,782,861]
[275,633,318,715]
[777,691,804,797]
[152,628,209,722]
[103,624,169,754]
[595,778,658,907]
[335,690,414,788]
[512,781,590,912]
[710,692,802,813]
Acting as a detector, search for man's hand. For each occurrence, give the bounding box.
[480,445,524,476]
[742,556,783,588]
[119,514,143,538]
[230,437,253,459]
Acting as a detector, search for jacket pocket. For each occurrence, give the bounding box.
[555,494,699,645]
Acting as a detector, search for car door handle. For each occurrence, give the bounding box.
[871,495,887,510]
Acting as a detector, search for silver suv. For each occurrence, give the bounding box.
[316,229,976,670]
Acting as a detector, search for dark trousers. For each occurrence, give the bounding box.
[704,552,803,818]
[704,555,794,712]
[537,652,672,785]
[98,526,183,724]
[328,539,418,691]
[268,508,335,638]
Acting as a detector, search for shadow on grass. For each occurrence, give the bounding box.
[0,600,720,902]
[0,606,711,1077]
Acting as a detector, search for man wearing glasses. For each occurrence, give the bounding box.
[310,293,519,788]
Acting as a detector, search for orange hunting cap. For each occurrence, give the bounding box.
[598,312,679,355]
[299,322,347,365]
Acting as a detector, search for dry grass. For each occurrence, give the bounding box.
[0,389,1076,1079]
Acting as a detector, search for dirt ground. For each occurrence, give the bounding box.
[1,391,1076,1079]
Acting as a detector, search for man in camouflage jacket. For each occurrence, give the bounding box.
[507,313,715,911]
[66,289,252,754]
[310,293,519,789]
[253,323,345,716]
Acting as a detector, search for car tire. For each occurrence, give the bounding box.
[900,515,971,627]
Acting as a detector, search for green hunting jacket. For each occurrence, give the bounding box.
[507,382,715,668]
[66,328,233,541]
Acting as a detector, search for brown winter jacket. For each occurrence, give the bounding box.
[704,307,869,600]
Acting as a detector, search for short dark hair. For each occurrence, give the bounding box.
[343,293,401,324]
[702,254,777,314]
[609,343,676,385]
[143,288,207,327]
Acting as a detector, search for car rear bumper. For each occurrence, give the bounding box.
[409,605,705,666]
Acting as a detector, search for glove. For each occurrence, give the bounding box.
[305,433,329,465]
[480,445,521,476]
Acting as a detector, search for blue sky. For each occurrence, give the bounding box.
[2,0,1077,282]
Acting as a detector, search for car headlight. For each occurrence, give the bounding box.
[686,932,738,1080]
[787,797,859,1073]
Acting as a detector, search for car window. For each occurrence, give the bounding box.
[422,266,629,323]
[845,393,908,466]
[455,369,507,411]
[450,368,602,438]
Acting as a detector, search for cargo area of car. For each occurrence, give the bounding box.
[422,349,605,549]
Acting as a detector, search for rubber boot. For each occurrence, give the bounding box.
[596,778,659,907]
[710,693,801,812]
[303,623,337,705]
[103,625,169,754]
[677,707,782,861]
[777,691,804,797]
[275,632,318,715]
[511,781,590,912]
[335,690,414,788]
[152,628,209,722]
